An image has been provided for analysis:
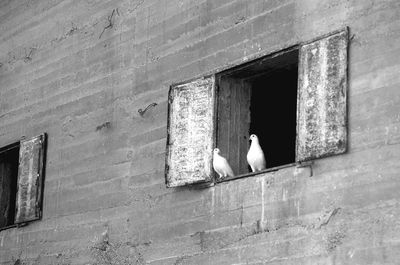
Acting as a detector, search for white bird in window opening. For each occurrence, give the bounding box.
[247,134,266,172]
[213,148,235,180]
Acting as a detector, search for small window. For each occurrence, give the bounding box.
[0,143,19,228]
[0,134,46,230]
[165,28,348,187]
[216,48,299,175]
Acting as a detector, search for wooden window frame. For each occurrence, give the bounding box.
[0,133,47,231]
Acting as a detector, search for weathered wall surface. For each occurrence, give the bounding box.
[0,0,400,264]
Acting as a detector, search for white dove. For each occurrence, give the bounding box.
[247,134,266,172]
[213,148,234,179]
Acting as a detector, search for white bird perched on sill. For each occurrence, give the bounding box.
[247,134,266,172]
[213,148,234,179]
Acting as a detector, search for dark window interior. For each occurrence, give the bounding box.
[0,143,19,228]
[216,48,298,176]
[248,62,298,168]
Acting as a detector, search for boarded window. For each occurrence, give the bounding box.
[296,29,348,161]
[0,133,46,229]
[165,77,216,187]
[15,134,47,224]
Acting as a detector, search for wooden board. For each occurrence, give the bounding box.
[166,76,216,187]
[216,76,251,178]
[15,134,46,224]
[297,29,348,161]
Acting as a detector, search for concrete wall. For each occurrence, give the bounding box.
[0,0,400,264]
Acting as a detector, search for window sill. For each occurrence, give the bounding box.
[216,161,313,183]
[0,222,28,232]
[0,224,17,232]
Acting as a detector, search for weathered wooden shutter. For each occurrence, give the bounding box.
[166,76,216,187]
[297,29,348,161]
[15,133,46,224]
[217,76,251,178]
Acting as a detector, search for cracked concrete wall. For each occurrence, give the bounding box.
[1,0,400,264]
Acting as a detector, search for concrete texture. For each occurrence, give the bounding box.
[0,0,400,264]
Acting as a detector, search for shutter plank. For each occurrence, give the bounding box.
[166,77,216,187]
[297,29,348,161]
[217,77,251,178]
[15,134,46,224]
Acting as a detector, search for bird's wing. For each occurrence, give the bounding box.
[213,155,224,173]
[247,144,266,171]
[221,158,234,177]
[226,163,235,177]
[214,154,234,177]
[258,151,266,168]
[256,149,266,170]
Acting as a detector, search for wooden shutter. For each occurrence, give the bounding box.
[15,133,46,224]
[166,76,216,187]
[297,29,348,161]
[216,76,251,178]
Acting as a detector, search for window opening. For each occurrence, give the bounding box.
[216,48,299,176]
[165,28,348,187]
[0,142,19,229]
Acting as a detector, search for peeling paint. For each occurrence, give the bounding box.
[96,121,112,131]
[317,208,341,228]
[326,229,346,252]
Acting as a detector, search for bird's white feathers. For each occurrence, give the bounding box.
[213,148,234,179]
[247,134,266,172]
